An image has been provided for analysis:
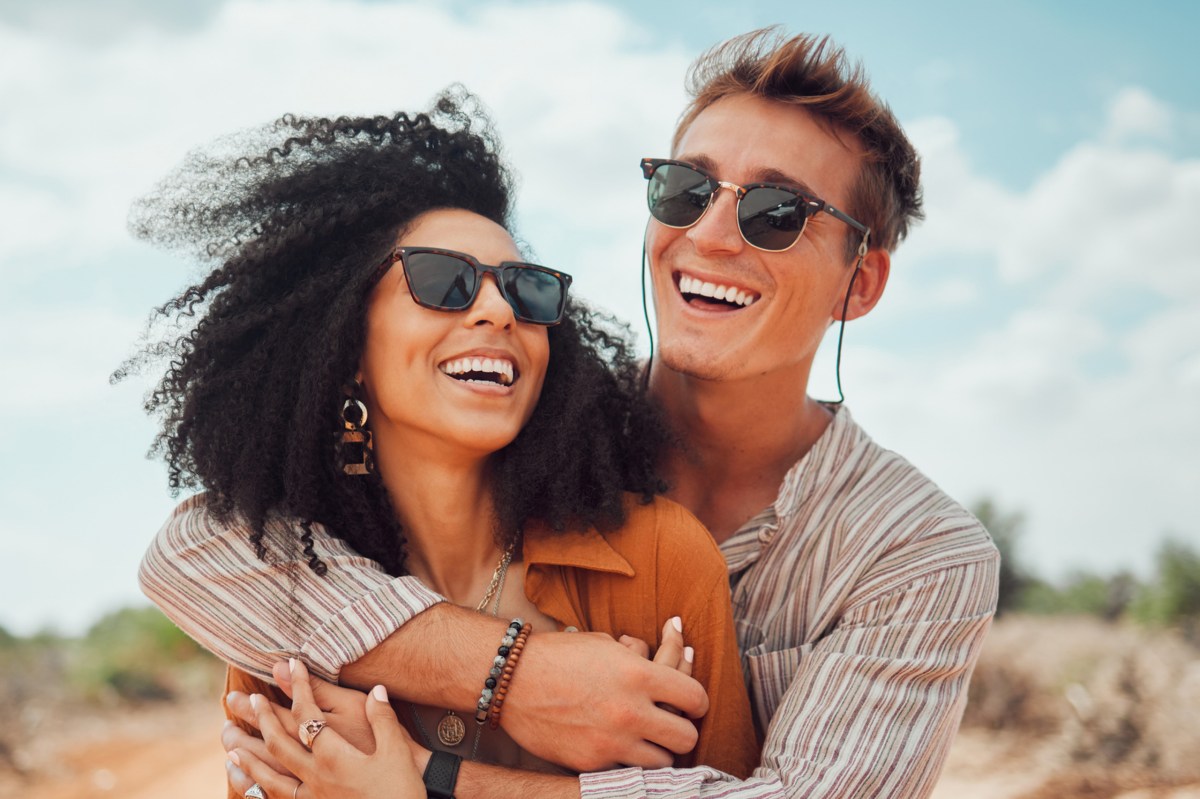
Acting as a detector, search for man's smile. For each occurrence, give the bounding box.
[674,269,761,310]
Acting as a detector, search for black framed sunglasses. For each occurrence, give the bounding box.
[379,247,573,326]
[641,157,870,254]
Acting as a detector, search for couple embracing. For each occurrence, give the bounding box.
[135,27,998,799]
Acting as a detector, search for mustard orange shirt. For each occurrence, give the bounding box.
[224,494,757,790]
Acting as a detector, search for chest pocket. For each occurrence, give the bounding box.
[743,642,812,735]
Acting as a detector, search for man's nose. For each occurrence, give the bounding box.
[686,185,745,255]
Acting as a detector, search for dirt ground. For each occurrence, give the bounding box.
[10,701,1200,799]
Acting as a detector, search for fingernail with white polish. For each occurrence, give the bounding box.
[671,616,682,633]
[228,750,241,767]
[372,684,388,702]
[289,657,296,674]
[684,646,694,663]
[249,694,262,709]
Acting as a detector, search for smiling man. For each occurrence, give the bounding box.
[142,28,998,799]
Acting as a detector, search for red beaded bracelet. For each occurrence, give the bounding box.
[488,622,531,730]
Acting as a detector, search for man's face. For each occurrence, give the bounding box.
[648,93,866,383]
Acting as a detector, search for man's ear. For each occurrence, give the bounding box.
[834,248,890,322]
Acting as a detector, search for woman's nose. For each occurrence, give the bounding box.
[465,273,515,328]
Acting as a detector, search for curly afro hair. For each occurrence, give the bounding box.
[122,90,667,577]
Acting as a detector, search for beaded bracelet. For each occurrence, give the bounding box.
[488,621,532,730]
[475,618,525,724]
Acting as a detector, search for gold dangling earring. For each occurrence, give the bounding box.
[339,391,374,476]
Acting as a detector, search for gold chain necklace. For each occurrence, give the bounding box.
[411,541,515,755]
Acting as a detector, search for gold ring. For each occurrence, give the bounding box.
[298,719,327,750]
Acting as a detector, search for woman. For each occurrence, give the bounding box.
[129,92,756,794]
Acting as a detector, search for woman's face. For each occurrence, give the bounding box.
[358,209,551,463]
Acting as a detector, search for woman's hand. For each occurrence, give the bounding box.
[619,616,695,677]
[619,616,695,717]
[228,659,426,799]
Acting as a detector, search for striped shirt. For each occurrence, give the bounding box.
[139,405,998,799]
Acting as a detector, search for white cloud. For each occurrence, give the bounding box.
[1,2,1197,634]
[0,0,687,633]
[849,94,1200,580]
[1103,87,1174,144]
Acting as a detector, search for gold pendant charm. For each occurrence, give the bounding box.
[437,710,466,746]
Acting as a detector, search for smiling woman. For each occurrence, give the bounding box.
[123,88,757,794]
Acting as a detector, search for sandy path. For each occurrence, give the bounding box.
[15,704,1200,799]
[21,702,227,799]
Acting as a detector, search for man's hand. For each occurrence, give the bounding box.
[502,618,708,771]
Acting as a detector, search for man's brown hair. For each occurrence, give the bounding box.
[673,28,924,257]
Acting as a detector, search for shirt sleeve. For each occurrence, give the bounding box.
[579,543,999,799]
[138,494,443,683]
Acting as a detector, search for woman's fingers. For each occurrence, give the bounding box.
[653,616,685,670]
[363,685,411,755]
[653,617,694,714]
[229,746,304,799]
[225,754,256,796]
[227,691,294,734]
[222,720,291,775]
[287,659,322,721]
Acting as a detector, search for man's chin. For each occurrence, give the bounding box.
[655,345,735,382]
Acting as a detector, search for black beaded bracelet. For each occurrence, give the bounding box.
[475,618,524,724]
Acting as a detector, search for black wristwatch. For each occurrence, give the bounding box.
[423,750,463,799]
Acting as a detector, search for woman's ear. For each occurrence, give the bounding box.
[834,247,890,322]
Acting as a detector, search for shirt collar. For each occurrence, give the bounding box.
[521,520,636,577]
[719,404,859,570]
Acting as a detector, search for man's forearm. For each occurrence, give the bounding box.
[339,601,512,711]
[457,762,579,799]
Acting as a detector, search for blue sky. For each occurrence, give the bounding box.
[1,0,1197,634]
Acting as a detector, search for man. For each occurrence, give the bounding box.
[142,29,998,798]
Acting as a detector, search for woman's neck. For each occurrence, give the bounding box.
[371,435,505,606]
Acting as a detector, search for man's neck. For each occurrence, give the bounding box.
[651,362,834,544]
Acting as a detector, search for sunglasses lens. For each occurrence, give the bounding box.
[738,187,807,251]
[403,251,478,309]
[647,163,713,227]
[502,267,568,324]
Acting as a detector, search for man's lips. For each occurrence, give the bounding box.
[675,270,760,309]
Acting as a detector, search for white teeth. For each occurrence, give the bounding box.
[677,273,760,307]
[439,356,516,386]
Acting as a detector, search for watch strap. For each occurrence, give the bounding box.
[423,750,462,799]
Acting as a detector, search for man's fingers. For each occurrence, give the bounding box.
[619,739,676,769]
[648,664,709,720]
[653,616,684,670]
[631,701,700,755]
[229,747,303,799]
[221,721,290,775]
[618,635,651,659]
